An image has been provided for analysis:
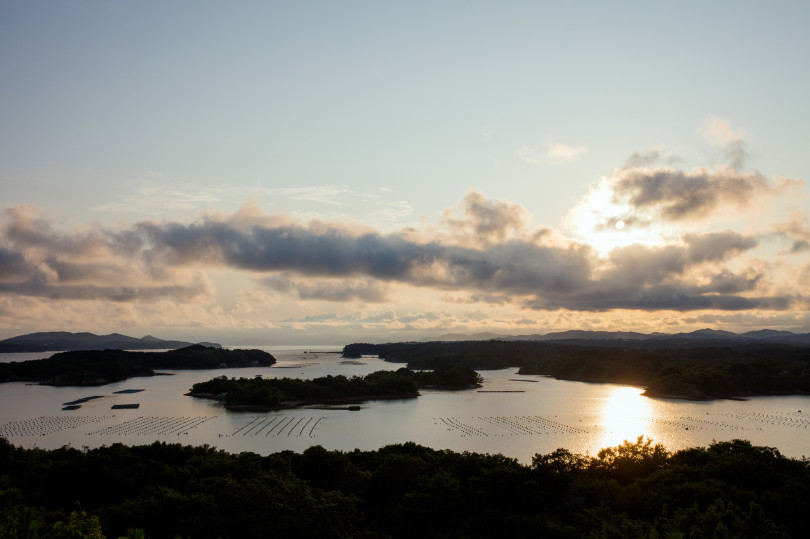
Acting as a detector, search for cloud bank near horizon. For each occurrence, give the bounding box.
[0,184,804,316]
[1,125,808,337]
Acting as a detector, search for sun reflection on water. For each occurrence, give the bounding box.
[597,386,652,449]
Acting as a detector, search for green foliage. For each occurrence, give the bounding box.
[590,436,670,483]
[52,510,105,538]
[0,437,807,537]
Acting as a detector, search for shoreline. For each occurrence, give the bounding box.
[186,391,421,411]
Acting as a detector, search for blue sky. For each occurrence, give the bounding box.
[1,1,809,344]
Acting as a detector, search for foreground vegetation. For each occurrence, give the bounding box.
[343,341,810,400]
[0,346,276,386]
[1,436,808,538]
[189,365,482,408]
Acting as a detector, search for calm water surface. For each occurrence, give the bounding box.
[1,346,808,463]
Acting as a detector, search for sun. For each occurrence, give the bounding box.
[563,176,665,255]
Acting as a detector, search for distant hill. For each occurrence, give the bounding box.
[422,332,505,342]
[420,328,810,347]
[509,330,652,341]
[0,331,222,353]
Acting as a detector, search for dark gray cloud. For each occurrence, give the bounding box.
[700,270,762,294]
[611,167,769,220]
[0,280,208,302]
[528,284,791,312]
[0,202,793,313]
[599,231,757,289]
[0,247,34,282]
[440,190,536,246]
[683,231,758,264]
[791,241,810,253]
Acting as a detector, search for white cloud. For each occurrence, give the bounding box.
[517,139,587,165]
[546,141,588,163]
[698,117,746,147]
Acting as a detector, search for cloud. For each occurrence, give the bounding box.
[700,269,762,294]
[439,189,537,247]
[0,179,803,319]
[92,183,228,215]
[0,279,211,303]
[624,145,680,168]
[261,275,388,302]
[518,139,587,165]
[683,231,758,264]
[0,205,213,303]
[773,211,810,253]
[547,142,588,163]
[0,246,33,282]
[698,117,745,147]
[698,117,748,170]
[261,186,350,206]
[609,166,771,221]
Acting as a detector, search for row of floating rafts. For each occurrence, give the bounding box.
[87,416,213,436]
[483,415,588,435]
[226,416,324,438]
[0,415,114,437]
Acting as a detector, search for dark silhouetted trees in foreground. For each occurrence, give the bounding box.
[1,436,808,538]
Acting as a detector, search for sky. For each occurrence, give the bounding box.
[1,1,810,345]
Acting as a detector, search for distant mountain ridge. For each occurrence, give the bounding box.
[0,331,221,353]
[424,328,810,346]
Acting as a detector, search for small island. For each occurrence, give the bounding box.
[188,365,483,410]
[0,345,276,386]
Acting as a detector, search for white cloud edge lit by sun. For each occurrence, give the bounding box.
[517,138,588,165]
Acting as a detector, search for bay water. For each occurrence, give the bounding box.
[1,346,808,463]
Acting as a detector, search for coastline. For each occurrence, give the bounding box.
[186,391,420,411]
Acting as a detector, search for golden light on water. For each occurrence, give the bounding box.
[598,386,651,448]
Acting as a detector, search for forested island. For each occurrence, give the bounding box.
[1,436,807,538]
[189,365,482,409]
[343,341,810,400]
[0,345,275,386]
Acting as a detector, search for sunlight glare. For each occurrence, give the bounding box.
[598,386,651,448]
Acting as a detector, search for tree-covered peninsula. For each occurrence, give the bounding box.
[0,345,275,386]
[1,436,808,538]
[343,340,810,400]
[189,365,482,409]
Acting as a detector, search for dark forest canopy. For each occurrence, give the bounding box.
[1,436,808,538]
[343,341,810,400]
[189,365,483,409]
[0,345,275,386]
